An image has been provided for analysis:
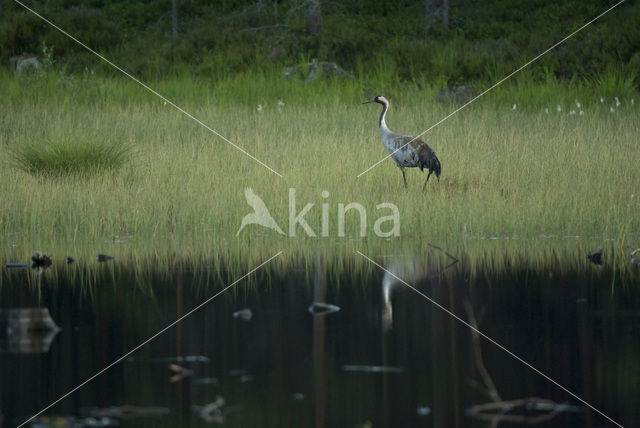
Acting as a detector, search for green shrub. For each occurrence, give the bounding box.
[12,137,132,177]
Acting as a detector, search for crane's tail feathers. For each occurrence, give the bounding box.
[420,149,441,181]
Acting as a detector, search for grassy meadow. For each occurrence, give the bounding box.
[1,69,639,278]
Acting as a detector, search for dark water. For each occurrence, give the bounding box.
[1,258,639,428]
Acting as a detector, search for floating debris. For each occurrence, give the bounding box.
[631,248,640,265]
[31,251,52,267]
[151,355,210,363]
[66,256,75,264]
[4,263,28,269]
[31,251,52,273]
[587,246,603,266]
[96,254,114,262]
[169,363,193,383]
[194,396,225,423]
[89,405,170,420]
[233,308,253,321]
[31,415,80,427]
[467,397,581,424]
[308,302,341,315]
[0,308,60,353]
[342,365,404,373]
[228,369,249,377]
[194,377,219,385]
[228,369,253,383]
[83,416,119,427]
[417,405,432,416]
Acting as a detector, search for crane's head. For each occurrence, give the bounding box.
[362,95,389,106]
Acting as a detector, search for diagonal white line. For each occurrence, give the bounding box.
[14,0,284,178]
[17,251,283,428]
[357,0,625,178]
[356,250,624,428]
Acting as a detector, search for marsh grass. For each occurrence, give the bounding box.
[0,70,638,277]
[12,137,132,177]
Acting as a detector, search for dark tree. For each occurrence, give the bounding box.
[442,0,449,29]
[424,0,450,30]
[172,0,178,37]
[309,0,322,34]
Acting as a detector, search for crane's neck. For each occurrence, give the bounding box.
[378,100,389,131]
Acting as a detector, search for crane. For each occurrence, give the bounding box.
[363,95,441,190]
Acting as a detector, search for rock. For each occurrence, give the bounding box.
[437,85,473,103]
[10,55,42,73]
[284,58,353,82]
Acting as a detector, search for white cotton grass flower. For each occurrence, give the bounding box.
[632,98,635,105]
[610,107,615,113]
[257,104,263,113]
[544,107,549,114]
[163,100,167,105]
[278,100,285,107]
[600,97,604,103]
[569,110,576,115]
[615,96,621,107]
[557,105,561,112]
[512,104,517,110]
[579,110,584,115]
[575,101,581,108]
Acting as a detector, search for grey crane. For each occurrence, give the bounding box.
[363,95,441,189]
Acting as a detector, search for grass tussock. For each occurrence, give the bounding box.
[12,137,132,177]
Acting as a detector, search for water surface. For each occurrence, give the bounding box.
[1,256,639,427]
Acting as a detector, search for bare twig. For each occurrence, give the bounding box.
[464,300,502,403]
[427,242,460,263]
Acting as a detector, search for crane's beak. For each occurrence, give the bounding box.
[362,99,374,104]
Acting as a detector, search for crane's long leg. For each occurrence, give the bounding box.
[401,168,407,188]
[422,170,433,191]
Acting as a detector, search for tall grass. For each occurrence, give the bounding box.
[0,70,638,275]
